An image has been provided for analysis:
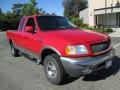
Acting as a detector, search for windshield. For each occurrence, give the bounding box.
[36,16,77,31]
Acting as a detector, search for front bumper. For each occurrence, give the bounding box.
[61,49,115,77]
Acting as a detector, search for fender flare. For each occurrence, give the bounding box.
[39,46,61,60]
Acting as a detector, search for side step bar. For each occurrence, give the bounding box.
[19,52,41,65]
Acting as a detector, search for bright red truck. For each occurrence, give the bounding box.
[6,15,115,85]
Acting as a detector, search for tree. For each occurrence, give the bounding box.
[0,8,2,15]
[21,4,39,16]
[12,3,23,21]
[0,11,19,31]
[0,0,51,31]
[12,3,23,15]
[63,0,87,20]
[51,12,56,16]
[4,12,19,29]
[12,0,40,16]
[0,8,4,31]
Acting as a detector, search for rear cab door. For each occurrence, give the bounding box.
[14,18,26,48]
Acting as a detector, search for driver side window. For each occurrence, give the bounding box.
[25,18,36,33]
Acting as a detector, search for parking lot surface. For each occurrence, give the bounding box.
[0,32,120,90]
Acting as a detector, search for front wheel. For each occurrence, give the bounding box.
[44,54,66,85]
[10,43,20,57]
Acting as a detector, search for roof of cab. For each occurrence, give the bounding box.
[23,15,63,18]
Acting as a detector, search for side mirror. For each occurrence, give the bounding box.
[25,26,33,33]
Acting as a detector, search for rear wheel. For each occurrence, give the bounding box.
[44,54,66,85]
[10,43,20,57]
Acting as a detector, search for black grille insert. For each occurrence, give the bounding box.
[91,41,110,53]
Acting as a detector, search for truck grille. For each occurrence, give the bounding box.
[91,40,110,53]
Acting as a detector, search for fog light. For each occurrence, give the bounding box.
[82,68,92,74]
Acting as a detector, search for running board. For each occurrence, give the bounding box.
[19,52,41,65]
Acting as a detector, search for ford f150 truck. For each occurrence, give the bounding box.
[6,15,115,85]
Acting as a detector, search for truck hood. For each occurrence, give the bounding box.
[44,29,109,44]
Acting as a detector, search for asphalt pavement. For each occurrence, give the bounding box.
[0,32,120,90]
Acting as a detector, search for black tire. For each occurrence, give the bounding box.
[10,43,20,57]
[44,54,66,85]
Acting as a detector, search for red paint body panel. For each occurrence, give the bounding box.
[6,15,111,58]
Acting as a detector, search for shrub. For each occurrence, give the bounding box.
[97,24,103,28]
[81,24,89,28]
[84,26,113,33]
[71,18,83,27]
[98,29,104,32]
[87,27,95,30]
[106,28,113,33]
[0,29,4,32]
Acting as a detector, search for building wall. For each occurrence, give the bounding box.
[97,13,117,27]
[96,0,120,8]
[106,13,117,27]
[90,0,120,10]
[88,0,120,27]
[79,8,89,24]
[88,0,96,26]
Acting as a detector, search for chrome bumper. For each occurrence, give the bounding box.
[61,49,115,77]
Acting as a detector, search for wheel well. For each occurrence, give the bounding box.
[41,49,59,64]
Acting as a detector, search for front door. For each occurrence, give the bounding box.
[22,17,42,55]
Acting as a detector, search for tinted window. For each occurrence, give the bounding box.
[19,18,25,32]
[37,16,76,31]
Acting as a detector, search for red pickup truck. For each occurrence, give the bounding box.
[6,15,114,84]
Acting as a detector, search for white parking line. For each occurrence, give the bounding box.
[114,43,120,48]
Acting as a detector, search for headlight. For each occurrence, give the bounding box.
[66,45,88,55]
